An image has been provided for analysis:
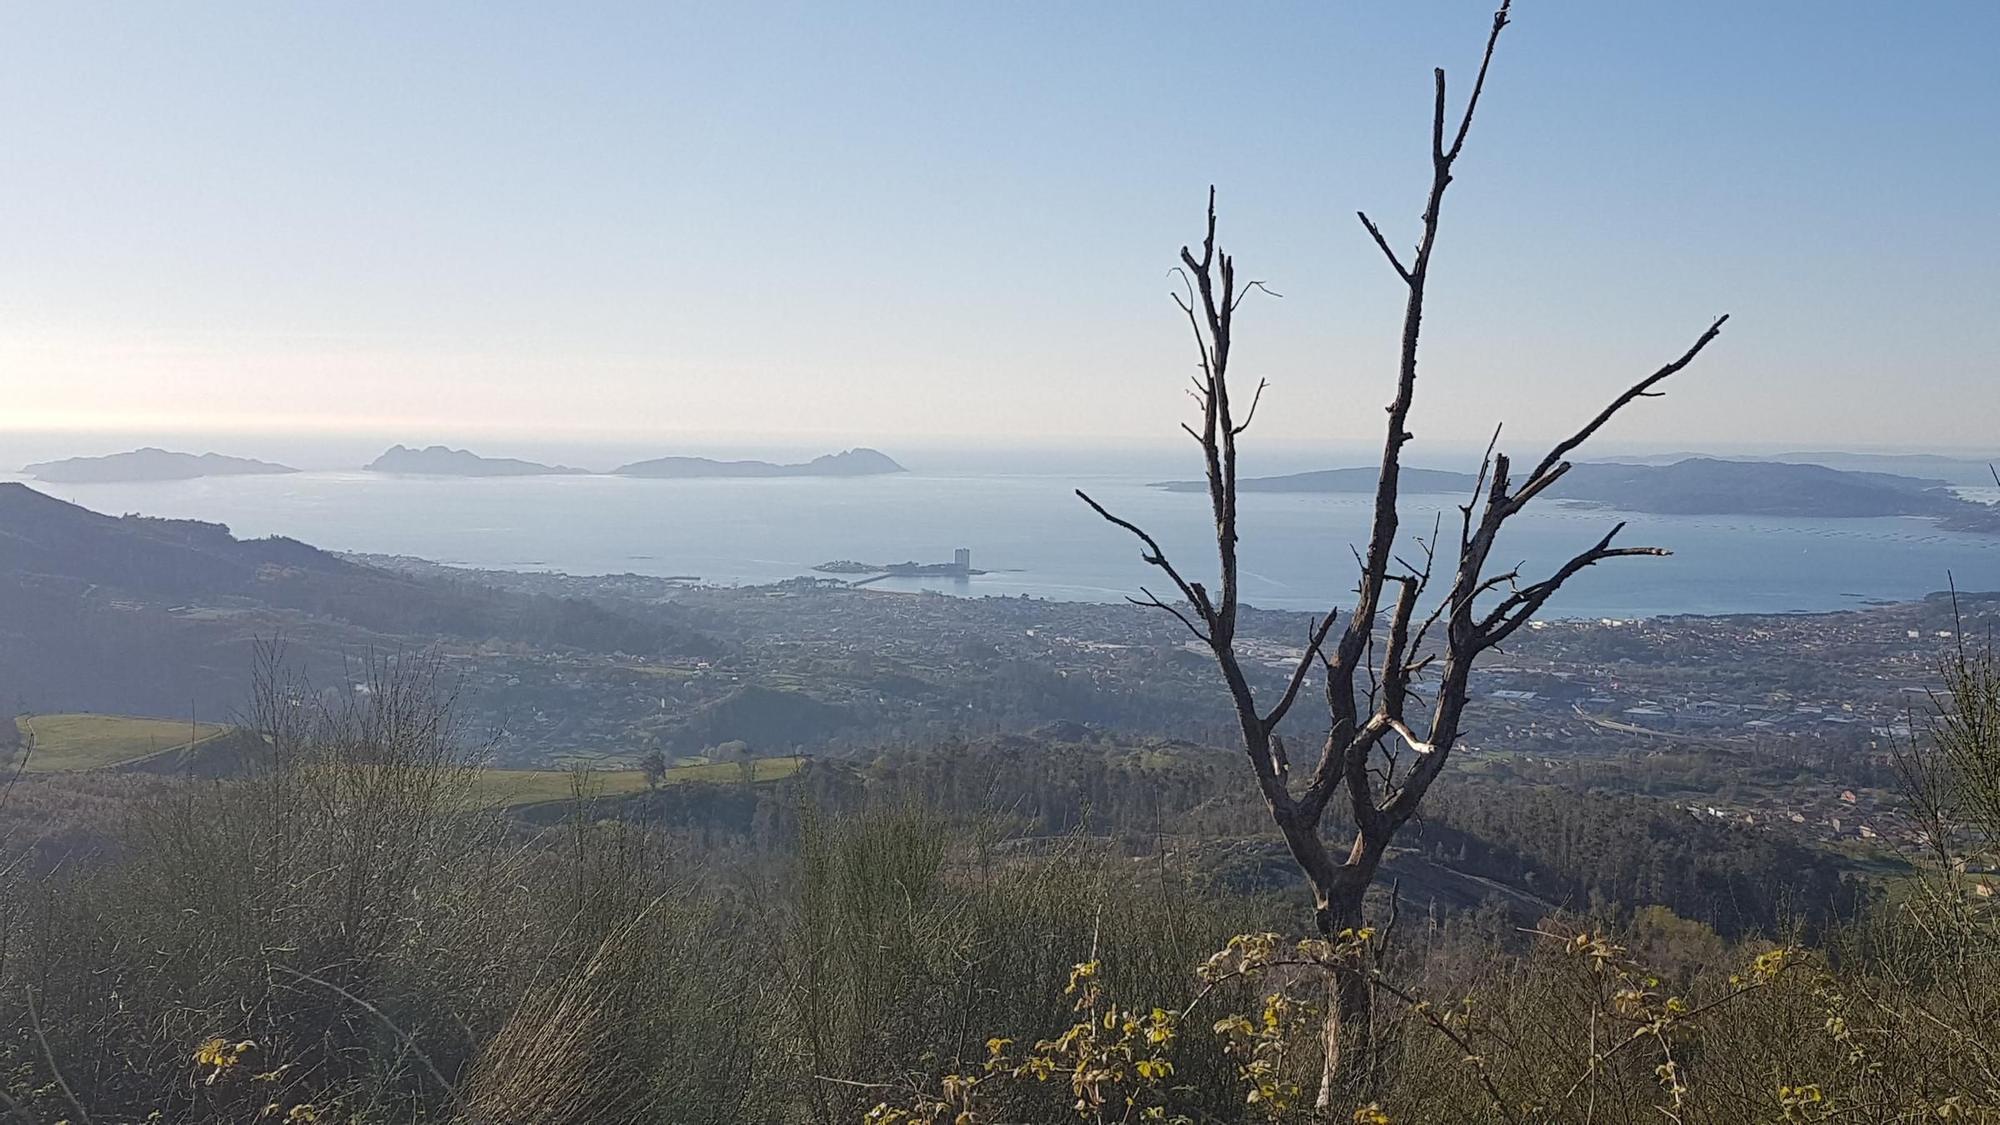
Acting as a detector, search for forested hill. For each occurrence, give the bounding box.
[0,484,718,718]
[0,481,360,595]
[1154,456,1993,522]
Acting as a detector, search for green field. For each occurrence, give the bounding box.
[470,755,807,808]
[10,713,229,772]
[7,713,805,807]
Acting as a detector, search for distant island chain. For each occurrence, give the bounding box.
[15,446,1997,538]
[22,444,909,483]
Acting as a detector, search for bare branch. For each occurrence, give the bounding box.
[1476,522,1669,649]
[1378,574,1424,721]
[1461,422,1504,552]
[1504,457,1573,510]
[1430,68,1448,165]
[1367,971,1522,1125]
[1076,490,1208,625]
[1264,610,1340,734]
[1357,211,1412,283]
[1131,589,1210,645]
[1232,378,1269,436]
[1169,283,1213,384]
[1329,4,1521,766]
[1230,279,1284,311]
[1442,1,1513,163]
[271,966,464,1111]
[1516,315,1730,500]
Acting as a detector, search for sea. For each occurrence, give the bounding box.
[12,463,2000,620]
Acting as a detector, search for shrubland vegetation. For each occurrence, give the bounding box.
[0,632,1990,1122]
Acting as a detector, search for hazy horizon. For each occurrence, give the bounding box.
[3,427,1996,483]
[5,2,1997,451]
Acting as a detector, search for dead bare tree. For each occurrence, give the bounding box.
[1078,1,1728,1105]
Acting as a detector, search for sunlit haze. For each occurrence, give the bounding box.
[4,2,1996,455]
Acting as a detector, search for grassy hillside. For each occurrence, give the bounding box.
[470,755,807,807]
[8,713,806,804]
[11,713,228,771]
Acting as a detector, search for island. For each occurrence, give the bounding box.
[613,448,905,479]
[21,448,298,483]
[365,445,586,476]
[815,548,982,584]
[1541,459,1966,518]
[1152,457,1998,527]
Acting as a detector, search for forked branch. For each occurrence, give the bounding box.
[1082,4,1729,1102]
[1078,192,1338,797]
[1514,314,1731,508]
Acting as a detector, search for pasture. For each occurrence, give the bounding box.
[10,713,229,771]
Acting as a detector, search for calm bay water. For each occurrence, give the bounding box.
[14,470,2000,619]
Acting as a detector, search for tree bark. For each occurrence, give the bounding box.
[1314,856,1376,1111]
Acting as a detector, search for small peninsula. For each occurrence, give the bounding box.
[815,548,982,581]
[365,445,586,476]
[613,447,906,479]
[21,448,298,484]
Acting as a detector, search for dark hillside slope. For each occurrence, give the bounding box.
[0,484,718,719]
[0,482,356,595]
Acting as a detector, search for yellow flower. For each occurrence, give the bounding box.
[1066,961,1100,993]
[193,1037,257,1085]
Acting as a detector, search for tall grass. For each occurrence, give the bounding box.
[0,652,1255,1122]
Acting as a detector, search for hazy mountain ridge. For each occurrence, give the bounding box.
[1155,457,1993,524]
[1622,450,2000,487]
[1550,458,1966,517]
[21,448,298,483]
[365,444,586,476]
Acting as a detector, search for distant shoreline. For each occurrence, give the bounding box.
[12,471,1993,621]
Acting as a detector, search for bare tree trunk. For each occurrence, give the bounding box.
[1079,0,1728,1106]
[1313,862,1375,1110]
[1318,969,1373,1111]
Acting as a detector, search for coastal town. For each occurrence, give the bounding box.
[356,553,1992,854]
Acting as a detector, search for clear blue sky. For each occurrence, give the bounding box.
[2,2,1995,454]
